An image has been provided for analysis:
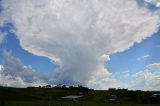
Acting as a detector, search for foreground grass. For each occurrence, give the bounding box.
[1,101,160,106]
[1,87,160,106]
[1,100,71,106]
[84,102,160,106]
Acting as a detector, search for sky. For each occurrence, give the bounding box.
[0,0,160,91]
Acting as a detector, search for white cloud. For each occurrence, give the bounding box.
[131,63,160,91]
[137,54,150,60]
[99,54,110,62]
[2,51,39,83]
[144,0,160,7]
[124,73,131,78]
[147,62,160,71]
[0,75,47,87]
[0,0,160,88]
[110,63,160,91]
[123,70,130,74]
[121,70,130,78]
[0,51,48,87]
[0,31,5,44]
[0,65,4,73]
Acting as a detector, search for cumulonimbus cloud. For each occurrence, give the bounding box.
[0,0,160,87]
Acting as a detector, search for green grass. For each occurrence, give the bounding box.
[1,87,160,106]
[1,100,72,106]
[1,101,160,106]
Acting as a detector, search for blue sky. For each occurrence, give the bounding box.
[0,0,160,90]
[107,31,160,73]
[0,26,57,73]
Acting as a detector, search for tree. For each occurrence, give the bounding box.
[46,85,51,88]
[62,85,67,89]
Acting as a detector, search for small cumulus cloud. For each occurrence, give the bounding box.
[110,64,160,90]
[137,54,150,60]
[147,62,160,71]
[131,63,160,91]
[122,71,131,78]
[0,31,5,44]
[118,70,131,78]
[122,70,129,73]
[124,73,130,78]
[0,65,4,73]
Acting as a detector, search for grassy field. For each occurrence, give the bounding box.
[0,87,160,106]
[1,101,160,106]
